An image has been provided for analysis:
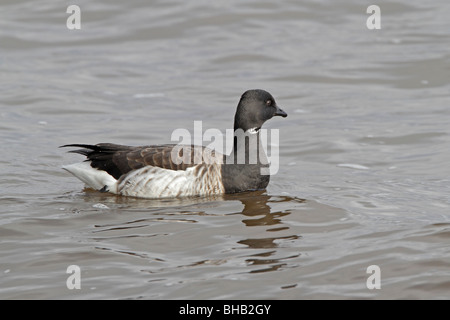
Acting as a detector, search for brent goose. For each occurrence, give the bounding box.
[61,89,287,198]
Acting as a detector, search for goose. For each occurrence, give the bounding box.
[61,89,287,198]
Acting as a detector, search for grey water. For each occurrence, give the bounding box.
[1,0,449,299]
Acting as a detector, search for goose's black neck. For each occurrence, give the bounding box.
[221,128,270,194]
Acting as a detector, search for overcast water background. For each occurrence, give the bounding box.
[1,0,450,299]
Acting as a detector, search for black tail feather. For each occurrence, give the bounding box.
[60,144,98,149]
[59,144,100,156]
[60,143,137,179]
[60,143,132,153]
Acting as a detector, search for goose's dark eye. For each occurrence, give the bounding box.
[266,100,272,106]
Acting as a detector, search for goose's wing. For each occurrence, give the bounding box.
[61,143,221,179]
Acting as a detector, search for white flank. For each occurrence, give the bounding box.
[117,164,224,198]
[62,162,118,192]
[63,162,224,199]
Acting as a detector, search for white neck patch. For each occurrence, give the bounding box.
[246,127,260,134]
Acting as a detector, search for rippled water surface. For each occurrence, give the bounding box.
[1,0,450,299]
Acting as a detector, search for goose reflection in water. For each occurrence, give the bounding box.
[81,188,305,274]
[225,191,305,273]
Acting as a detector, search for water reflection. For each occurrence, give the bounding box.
[78,188,306,275]
[80,187,226,208]
[226,191,301,227]
[226,191,305,273]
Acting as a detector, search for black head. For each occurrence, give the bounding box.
[233,89,287,131]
